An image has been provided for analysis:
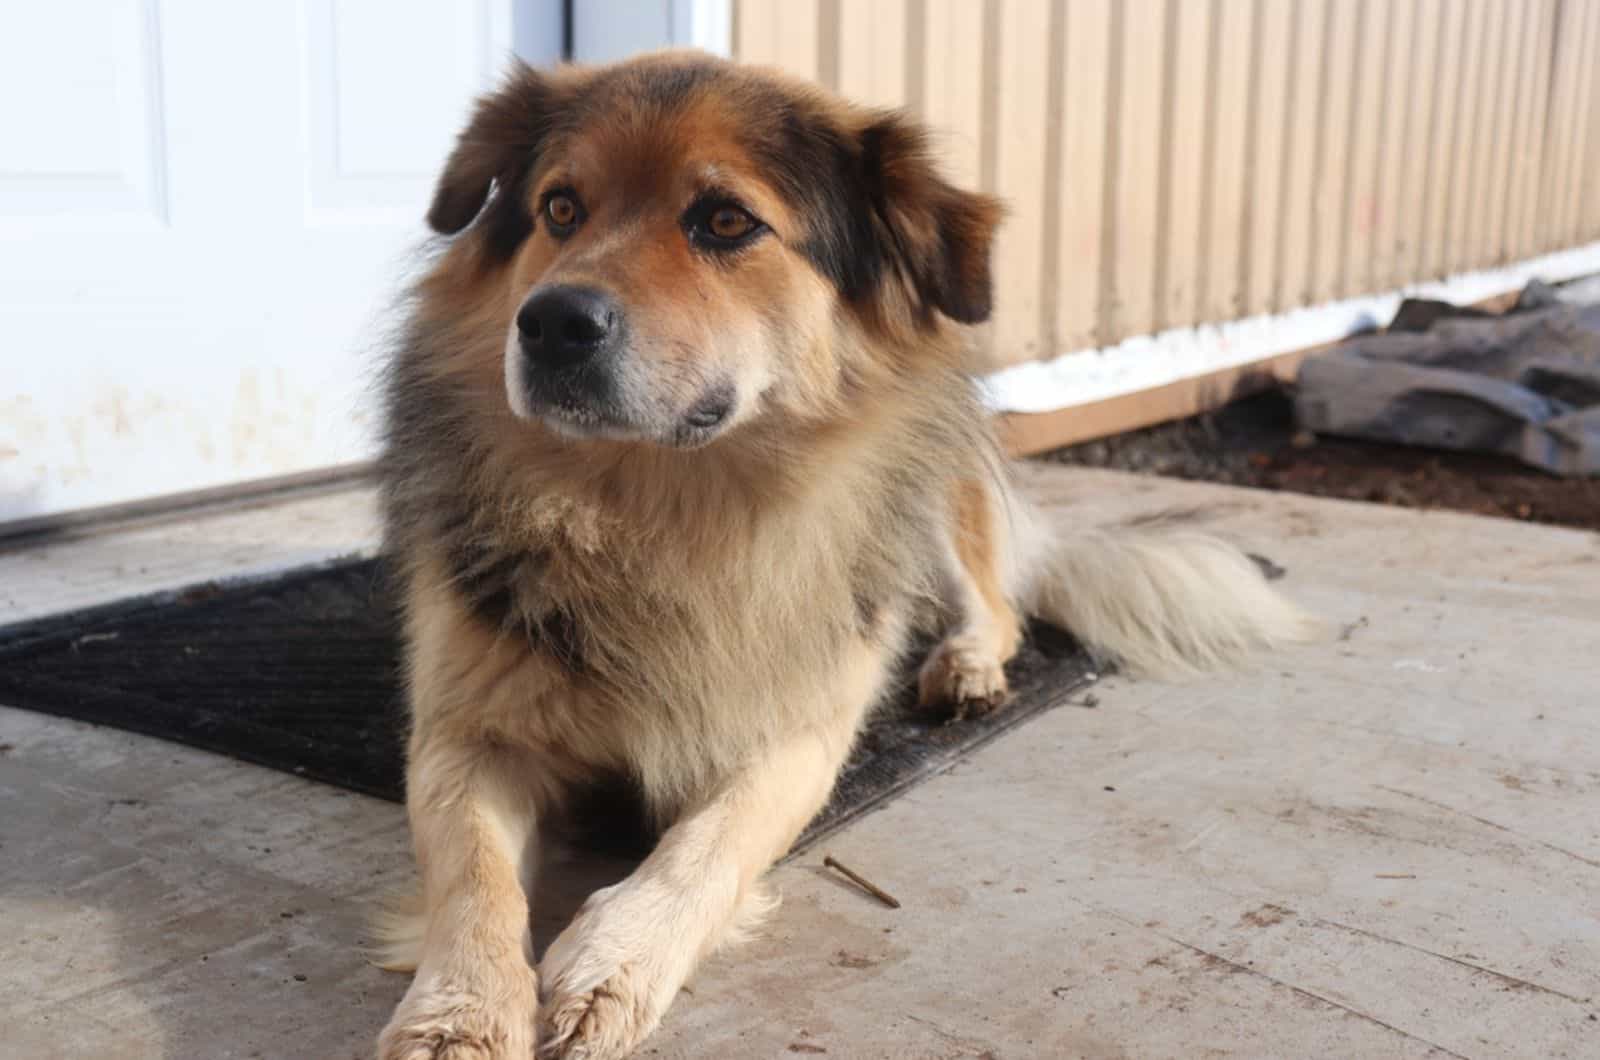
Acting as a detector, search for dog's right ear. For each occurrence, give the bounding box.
[427,62,561,249]
[856,114,1003,325]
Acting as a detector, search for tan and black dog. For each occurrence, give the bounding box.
[373,50,1317,1060]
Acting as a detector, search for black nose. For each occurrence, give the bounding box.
[516,285,621,368]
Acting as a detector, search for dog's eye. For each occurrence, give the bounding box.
[544,192,582,235]
[708,206,755,241]
[686,197,766,251]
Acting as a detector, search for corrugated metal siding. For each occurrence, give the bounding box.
[733,0,1600,370]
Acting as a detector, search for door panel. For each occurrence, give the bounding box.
[0,0,524,522]
[0,0,167,222]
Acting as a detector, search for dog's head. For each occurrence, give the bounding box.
[427,51,1001,449]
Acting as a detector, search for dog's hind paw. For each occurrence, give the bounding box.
[918,636,1010,720]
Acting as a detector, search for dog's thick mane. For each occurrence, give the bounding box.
[380,244,993,808]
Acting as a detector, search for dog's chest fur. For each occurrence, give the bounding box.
[438,475,931,698]
[401,473,939,814]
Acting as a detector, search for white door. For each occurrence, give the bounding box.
[0,0,560,524]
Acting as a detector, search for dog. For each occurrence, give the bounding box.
[372,50,1318,1060]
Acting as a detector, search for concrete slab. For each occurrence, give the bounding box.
[3,467,1596,1059]
[0,707,411,1060]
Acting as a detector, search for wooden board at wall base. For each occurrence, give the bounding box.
[997,350,1310,458]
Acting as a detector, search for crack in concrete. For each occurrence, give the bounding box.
[1316,917,1592,1007]
[1377,785,1600,870]
[1101,910,1472,1059]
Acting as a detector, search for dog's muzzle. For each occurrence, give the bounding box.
[507,284,630,423]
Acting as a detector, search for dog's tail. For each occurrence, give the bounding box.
[1015,518,1323,680]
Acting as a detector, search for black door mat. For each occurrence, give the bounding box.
[0,560,1097,851]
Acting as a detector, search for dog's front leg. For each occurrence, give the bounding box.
[379,735,542,1060]
[536,655,881,1060]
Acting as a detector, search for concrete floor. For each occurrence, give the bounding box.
[2,466,1597,1059]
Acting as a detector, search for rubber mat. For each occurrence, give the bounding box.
[0,560,1096,851]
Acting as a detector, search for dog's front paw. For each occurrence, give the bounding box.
[379,969,538,1060]
[918,636,1010,720]
[537,884,687,1060]
[538,965,653,1060]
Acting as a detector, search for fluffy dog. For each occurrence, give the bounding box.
[373,50,1317,1060]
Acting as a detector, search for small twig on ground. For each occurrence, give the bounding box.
[71,631,120,651]
[1374,873,1417,879]
[823,855,901,909]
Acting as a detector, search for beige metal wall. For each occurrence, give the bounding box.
[734,0,1600,370]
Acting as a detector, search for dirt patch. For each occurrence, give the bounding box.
[831,950,878,970]
[1041,390,1600,532]
[1238,903,1292,929]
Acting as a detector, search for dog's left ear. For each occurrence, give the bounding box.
[426,62,561,255]
[859,115,1003,325]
